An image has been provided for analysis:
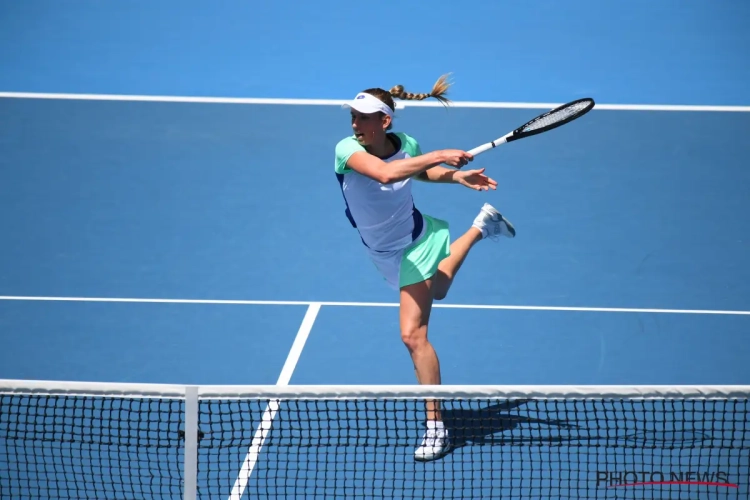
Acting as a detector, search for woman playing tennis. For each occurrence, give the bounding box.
[334,75,515,461]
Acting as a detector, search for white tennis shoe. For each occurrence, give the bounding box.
[414,424,452,462]
[472,202,516,239]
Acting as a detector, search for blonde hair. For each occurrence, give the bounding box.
[363,73,453,113]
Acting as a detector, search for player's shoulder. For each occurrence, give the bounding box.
[335,135,357,148]
[393,131,418,145]
[334,135,366,174]
[392,132,422,156]
[335,135,364,155]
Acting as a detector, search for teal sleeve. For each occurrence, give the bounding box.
[396,133,423,158]
[334,136,365,174]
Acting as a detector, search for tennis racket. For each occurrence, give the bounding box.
[467,97,595,157]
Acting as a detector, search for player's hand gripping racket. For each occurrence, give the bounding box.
[466,98,595,158]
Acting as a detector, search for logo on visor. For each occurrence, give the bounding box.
[356,95,366,99]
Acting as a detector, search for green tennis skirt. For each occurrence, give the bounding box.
[366,214,451,290]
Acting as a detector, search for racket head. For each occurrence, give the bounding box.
[510,98,595,141]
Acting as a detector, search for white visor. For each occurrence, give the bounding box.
[342,92,394,118]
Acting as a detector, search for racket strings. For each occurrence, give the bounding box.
[521,100,592,133]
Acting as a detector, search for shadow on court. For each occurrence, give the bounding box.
[439,400,722,462]
[442,399,578,454]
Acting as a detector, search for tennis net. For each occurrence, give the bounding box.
[1,380,749,499]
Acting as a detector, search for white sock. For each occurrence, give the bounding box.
[427,420,445,431]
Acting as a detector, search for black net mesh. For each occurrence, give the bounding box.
[2,389,749,499]
[0,394,185,498]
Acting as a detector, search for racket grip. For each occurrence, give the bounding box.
[467,143,494,156]
[467,135,509,157]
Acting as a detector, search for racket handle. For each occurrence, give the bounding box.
[467,135,509,157]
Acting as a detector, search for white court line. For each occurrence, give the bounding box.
[227,303,320,500]
[1,91,749,112]
[0,295,749,316]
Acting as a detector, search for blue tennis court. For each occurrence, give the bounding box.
[1,97,749,386]
[1,2,749,498]
[2,92,750,500]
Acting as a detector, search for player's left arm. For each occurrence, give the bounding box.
[417,165,497,191]
[408,135,497,190]
[416,166,457,183]
[409,137,459,183]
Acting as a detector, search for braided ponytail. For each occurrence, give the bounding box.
[389,73,452,106]
[360,74,452,131]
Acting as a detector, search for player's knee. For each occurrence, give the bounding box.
[401,324,427,352]
[433,288,447,301]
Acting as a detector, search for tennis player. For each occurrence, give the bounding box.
[334,75,515,461]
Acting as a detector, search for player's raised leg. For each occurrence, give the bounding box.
[432,203,515,301]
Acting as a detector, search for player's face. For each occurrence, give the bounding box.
[350,110,390,146]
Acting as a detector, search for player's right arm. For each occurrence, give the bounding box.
[346,149,473,184]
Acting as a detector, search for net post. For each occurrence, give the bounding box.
[183,385,199,500]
